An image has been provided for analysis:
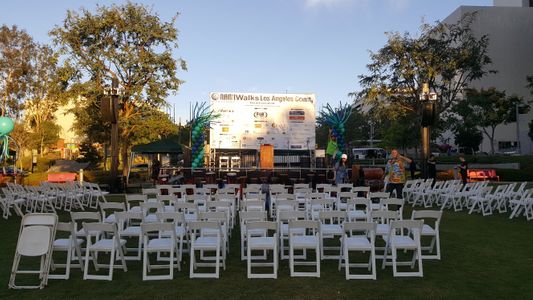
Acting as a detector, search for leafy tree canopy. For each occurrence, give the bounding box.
[355,12,494,123]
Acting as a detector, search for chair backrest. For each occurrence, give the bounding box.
[142,188,159,197]
[241,200,264,211]
[240,211,267,224]
[71,211,101,223]
[156,211,185,224]
[370,210,398,223]
[411,210,442,222]
[157,194,176,204]
[278,210,307,222]
[294,183,310,189]
[338,192,356,201]
[390,220,423,233]
[346,197,371,210]
[337,183,354,192]
[83,222,118,236]
[289,219,319,231]
[141,222,175,236]
[56,221,75,235]
[343,221,376,233]
[125,194,148,208]
[18,226,52,256]
[352,186,370,197]
[319,211,347,224]
[198,211,227,223]
[274,193,295,201]
[246,221,278,234]
[369,192,390,200]
[276,200,299,211]
[115,211,144,228]
[188,220,221,232]
[22,213,58,227]
[141,201,163,214]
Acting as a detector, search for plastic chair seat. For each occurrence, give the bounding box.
[344,236,372,251]
[390,236,417,249]
[146,238,174,251]
[89,239,126,251]
[193,237,219,250]
[291,236,319,248]
[248,237,276,249]
[321,224,343,235]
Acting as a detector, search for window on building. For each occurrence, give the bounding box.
[498,141,518,150]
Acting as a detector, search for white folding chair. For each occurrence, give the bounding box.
[157,211,186,265]
[346,197,371,222]
[82,222,127,281]
[240,211,268,260]
[338,222,377,280]
[246,221,278,279]
[9,213,57,289]
[289,219,321,278]
[49,222,84,280]
[278,210,307,260]
[382,220,424,277]
[100,202,126,224]
[141,222,178,280]
[125,194,148,213]
[115,211,144,261]
[319,211,347,260]
[411,210,442,260]
[188,221,224,278]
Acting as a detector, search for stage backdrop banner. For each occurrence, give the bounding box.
[209,92,316,150]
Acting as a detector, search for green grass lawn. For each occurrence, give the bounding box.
[1,195,533,299]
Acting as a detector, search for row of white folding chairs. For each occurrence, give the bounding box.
[120,194,237,229]
[247,191,400,220]
[65,210,230,280]
[240,209,442,279]
[1,181,109,219]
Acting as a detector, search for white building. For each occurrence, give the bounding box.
[443,0,533,154]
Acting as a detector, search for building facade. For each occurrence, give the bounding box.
[444,1,533,154]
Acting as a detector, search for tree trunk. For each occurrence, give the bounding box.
[121,141,130,185]
[490,127,496,155]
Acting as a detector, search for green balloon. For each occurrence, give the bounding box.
[0,117,14,136]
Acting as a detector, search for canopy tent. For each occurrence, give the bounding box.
[128,138,183,184]
[131,138,183,154]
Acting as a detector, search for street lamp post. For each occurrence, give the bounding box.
[420,83,437,179]
[103,77,120,192]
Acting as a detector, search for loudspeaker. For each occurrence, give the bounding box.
[421,102,436,127]
[101,96,117,123]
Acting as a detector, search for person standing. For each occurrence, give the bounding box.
[383,149,412,199]
[151,157,161,185]
[458,156,468,185]
[409,157,417,179]
[428,154,437,179]
[334,153,348,185]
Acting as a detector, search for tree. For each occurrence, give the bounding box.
[0,25,36,117]
[454,126,483,153]
[355,12,494,124]
[379,112,420,154]
[50,2,186,176]
[24,43,69,155]
[28,119,60,153]
[76,141,101,169]
[456,88,524,154]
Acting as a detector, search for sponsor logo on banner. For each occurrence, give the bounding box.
[209,92,316,150]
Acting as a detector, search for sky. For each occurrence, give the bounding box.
[0,0,492,123]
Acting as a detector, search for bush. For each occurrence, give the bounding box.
[494,169,533,182]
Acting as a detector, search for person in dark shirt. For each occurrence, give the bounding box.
[409,157,416,179]
[151,158,161,185]
[428,154,437,179]
[458,156,468,185]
